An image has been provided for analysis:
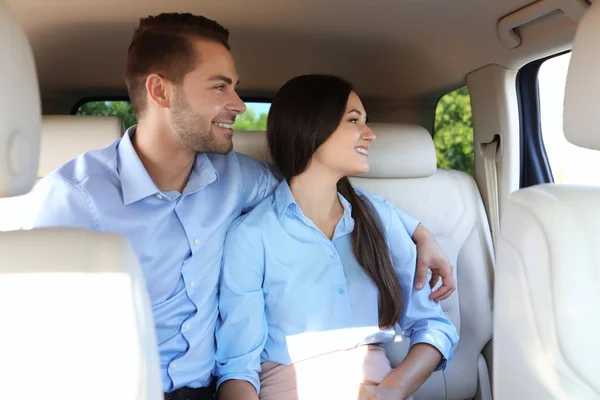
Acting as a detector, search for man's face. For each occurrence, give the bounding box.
[170,39,246,154]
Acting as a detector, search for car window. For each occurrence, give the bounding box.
[75,100,271,131]
[538,52,600,185]
[434,86,474,175]
[76,100,137,129]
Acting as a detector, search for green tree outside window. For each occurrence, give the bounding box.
[76,101,268,131]
[433,86,474,175]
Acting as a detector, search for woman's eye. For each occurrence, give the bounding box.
[349,118,359,124]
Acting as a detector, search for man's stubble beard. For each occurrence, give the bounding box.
[171,91,233,155]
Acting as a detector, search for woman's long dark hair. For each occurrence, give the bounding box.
[267,75,403,329]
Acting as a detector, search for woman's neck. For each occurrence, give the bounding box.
[289,167,344,239]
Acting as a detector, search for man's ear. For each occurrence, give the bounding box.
[145,73,172,109]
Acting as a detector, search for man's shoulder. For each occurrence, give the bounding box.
[207,151,274,177]
[25,144,120,230]
[46,143,119,190]
[206,151,279,210]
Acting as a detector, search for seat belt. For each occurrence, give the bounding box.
[482,135,501,249]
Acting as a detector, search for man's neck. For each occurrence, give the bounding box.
[133,120,195,193]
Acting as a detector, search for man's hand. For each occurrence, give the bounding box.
[412,225,455,302]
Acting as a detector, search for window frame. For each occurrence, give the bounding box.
[517,50,570,188]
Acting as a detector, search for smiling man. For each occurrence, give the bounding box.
[26,13,455,400]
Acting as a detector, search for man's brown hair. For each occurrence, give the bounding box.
[124,13,230,118]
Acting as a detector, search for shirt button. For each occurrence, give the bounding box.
[171,363,177,370]
[156,194,163,200]
[194,238,200,245]
[330,253,336,259]
[338,288,345,295]
[189,281,196,288]
[184,323,190,331]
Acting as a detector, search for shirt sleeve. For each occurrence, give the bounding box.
[392,205,420,238]
[386,202,459,370]
[23,173,97,230]
[215,217,268,394]
[238,153,280,213]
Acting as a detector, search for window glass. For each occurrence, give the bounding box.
[433,86,474,175]
[76,101,271,131]
[538,52,600,185]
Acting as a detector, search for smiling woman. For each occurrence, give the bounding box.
[216,74,458,400]
[75,100,271,131]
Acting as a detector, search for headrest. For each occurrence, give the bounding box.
[232,130,270,163]
[564,1,600,150]
[39,115,124,178]
[231,124,436,179]
[0,2,41,197]
[363,123,437,179]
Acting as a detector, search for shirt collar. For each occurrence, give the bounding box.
[335,190,354,236]
[334,194,354,237]
[117,125,218,205]
[274,180,355,235]
[274,180,297,219]
[183,152,218,197]
[118,126,160,205]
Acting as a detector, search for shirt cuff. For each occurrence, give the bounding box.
[409,330,456,371]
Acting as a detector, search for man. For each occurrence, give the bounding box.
[26,13,454,400]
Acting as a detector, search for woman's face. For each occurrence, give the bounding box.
[311,91,375,178]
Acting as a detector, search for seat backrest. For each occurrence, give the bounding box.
[494,2,600,398]
[0,3,162,398]
[38,115,124,180]
[0,229,163,399]
[495,186,600,399]
[232,130,270,162]
[232,124,495,400]
[351,123,494,400]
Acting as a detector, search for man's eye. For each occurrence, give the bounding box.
[215,85,225,91]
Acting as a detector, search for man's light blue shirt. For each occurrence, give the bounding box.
[215,180,459,393]
[25,127,278,392]
[25,126,424,392]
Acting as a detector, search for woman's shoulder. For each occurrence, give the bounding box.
[353,186,388,206]
[352,186,395,227]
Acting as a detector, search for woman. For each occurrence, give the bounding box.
[215,75,459,400]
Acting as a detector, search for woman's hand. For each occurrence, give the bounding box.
[357,383,406,400]
[412,224,455,301]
